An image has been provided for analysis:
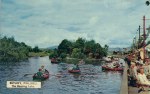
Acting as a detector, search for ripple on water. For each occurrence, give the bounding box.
[0,57,122,94]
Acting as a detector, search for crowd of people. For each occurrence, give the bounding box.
[104,57,124,69]
[125,54,150,92]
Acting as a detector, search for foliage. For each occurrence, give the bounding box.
[60,53,67,60]
[58,39,73,55]
[71,48,85,59]
[50,37,109,59]
[49,49,58,59]
[32,46,41,52]
[28,52,48,57]
[0,36,31,62]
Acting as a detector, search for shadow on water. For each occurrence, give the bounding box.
[0,56,122,94]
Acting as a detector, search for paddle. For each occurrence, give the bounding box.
[24,74,34,77]
[23,73,62,77]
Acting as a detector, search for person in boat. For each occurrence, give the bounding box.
[114,62,120,68]
[76,64,79,70]
[79,59,85,65]
[36,69,43,77]
[40,65,46,73]
[72,64,80,70]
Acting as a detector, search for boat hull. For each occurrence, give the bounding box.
[68,70,81,74]
[102,66,123,71]
[33,70,49,81]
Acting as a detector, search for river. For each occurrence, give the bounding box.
[0,56,122,94]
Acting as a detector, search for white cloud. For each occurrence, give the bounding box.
[0,0,150,48]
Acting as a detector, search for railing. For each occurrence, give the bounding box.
[120,63,128,94]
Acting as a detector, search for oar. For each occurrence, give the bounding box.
[24,74,34,77]
[23,73,62,77]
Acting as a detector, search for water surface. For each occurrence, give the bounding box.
[0,56,122,94]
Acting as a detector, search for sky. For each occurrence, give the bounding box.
[0,0,150,48]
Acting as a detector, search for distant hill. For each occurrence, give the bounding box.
[108,47,131,52]
[47,45,58,49]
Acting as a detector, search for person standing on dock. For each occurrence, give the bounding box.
[129,62,138,86]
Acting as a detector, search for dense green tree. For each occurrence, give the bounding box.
[73,38,85,53]
[0,36,30,62]
[49,38,109,59]
[71,48,85,59]
[49,50,58,59]
[32,46,41,52]
[58,39,73,55]
[84,40,96,55]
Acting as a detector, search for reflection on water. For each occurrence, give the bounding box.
[0,56,122,94]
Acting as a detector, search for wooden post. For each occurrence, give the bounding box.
[138,25,140,49]
[143,16,146,62]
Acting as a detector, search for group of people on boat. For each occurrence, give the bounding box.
[35,65,47,77]
[125,53,150,93]
[103,57,124,70]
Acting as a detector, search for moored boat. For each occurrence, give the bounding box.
[68,69,81,73]
[33,70,49,81]
[102,66,123,71]
[51,58,60,64]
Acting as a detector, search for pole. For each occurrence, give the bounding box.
[143,16,146,62]
[138,25,140,49]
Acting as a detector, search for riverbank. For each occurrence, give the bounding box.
[28,52,49,57]
[62,57,104,65]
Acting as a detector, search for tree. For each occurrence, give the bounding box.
[146,1,150,6]
[33,46,40,53]
[49,50,58,58]
[58,39,73,55]
[84,40,96,55]
[73,38,85,53]
[71,48,85,59]
[0,36,30,62]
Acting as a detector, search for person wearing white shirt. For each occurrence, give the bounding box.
[137,68,150,93]
[137,68,150,86]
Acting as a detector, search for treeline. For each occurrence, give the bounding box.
[0,36,32,62]
[49,38,109,59]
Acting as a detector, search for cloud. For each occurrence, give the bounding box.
[0,0,150,48]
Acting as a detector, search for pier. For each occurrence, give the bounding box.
[120,64,150,94]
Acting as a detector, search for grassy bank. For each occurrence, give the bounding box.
[28,52,49,57]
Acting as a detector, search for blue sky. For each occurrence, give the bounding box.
[0,0,150,48]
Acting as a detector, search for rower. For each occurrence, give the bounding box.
[40,65,46,73]
[36,69,43,77]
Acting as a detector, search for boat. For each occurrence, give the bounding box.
[33,70,49,81]
[51,58,60,64]
[68,69,81,74]
[102,66,123,71]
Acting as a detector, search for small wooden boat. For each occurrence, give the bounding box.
[51,58,60,64]
[33,70,49,81]
[68,69,81,74]
[102,66,123,71]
